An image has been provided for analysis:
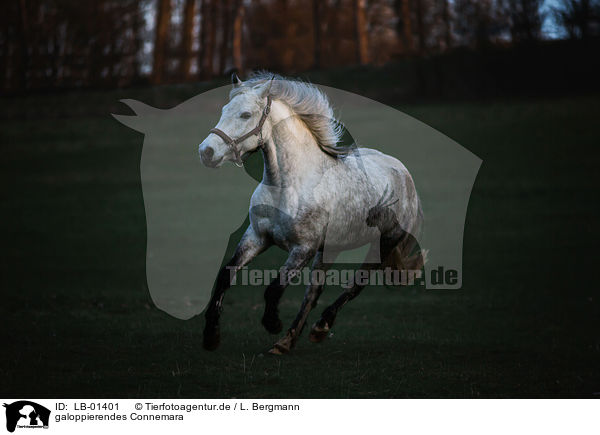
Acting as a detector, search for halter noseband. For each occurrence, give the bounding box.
[209,95,272,168]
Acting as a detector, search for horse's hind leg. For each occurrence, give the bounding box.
[268,251,331,354]
[203,228,269,351]
[308,274,369,343]
[309,241,396,343]
[261,245,315,334]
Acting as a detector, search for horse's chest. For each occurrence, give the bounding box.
[249,204,318,250]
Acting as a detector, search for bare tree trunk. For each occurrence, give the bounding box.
[353,0,369,64]
[442,0,452,50]
[402,0,414,53]
[200,0,216,78]
[415,0,426,54]
[51,26,60,86]
[199,0,208,77]
[181,0,195,79]
[15,0,29,91]
[232,0,245,72]
[152,0,172,84]
[218,0,231,75]
[132,0,143,81]
[312,0,321,69]
[277,0,295,70]
[109,23,118,85]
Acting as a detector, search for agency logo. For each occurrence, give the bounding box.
[3,401,50,432]
[113,76,481,320]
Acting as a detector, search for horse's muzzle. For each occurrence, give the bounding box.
[199,142,222,168]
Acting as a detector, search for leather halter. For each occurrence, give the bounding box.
[209,95,272,167]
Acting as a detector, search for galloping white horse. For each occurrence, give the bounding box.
[198,72,424,354]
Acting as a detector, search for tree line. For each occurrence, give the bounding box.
[1,0,599,93]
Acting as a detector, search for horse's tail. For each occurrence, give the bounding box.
[389,238,428,274]
[388,199,427,279]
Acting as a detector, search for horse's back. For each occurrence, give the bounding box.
[309,146,421,250]
[351,147,422,238]
[342,147,416,193]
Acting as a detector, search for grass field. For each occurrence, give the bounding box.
[1,81,599,398]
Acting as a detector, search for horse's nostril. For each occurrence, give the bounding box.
[202,146,214,160]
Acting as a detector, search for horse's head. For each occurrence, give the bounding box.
[199,73,273,168]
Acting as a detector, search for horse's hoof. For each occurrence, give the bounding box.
[267,346,285,355]
[309,322,330,343]
[267,332,296,355]
[261,314,283,334]
[203,328,220,351]
[267,341,291,355]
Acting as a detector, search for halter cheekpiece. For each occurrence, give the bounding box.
[209,95,272,168]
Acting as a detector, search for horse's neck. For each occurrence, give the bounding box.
[261,102,327,187]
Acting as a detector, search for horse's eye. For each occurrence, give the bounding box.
[240,112,252,119]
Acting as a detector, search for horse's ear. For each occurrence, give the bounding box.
[232,72,242,87]
[267,75,275,94]
[112,99,161,133]
[253,76,275,98]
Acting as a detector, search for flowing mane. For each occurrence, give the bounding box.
[230,71,350,157]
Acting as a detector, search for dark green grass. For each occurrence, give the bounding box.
[1,85,599,397]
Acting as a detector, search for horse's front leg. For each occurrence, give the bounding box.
[261,246,315,336]
[268,251,333,355]
[203,228,269,351]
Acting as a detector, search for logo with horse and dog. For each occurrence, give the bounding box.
[3,401,50,432]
